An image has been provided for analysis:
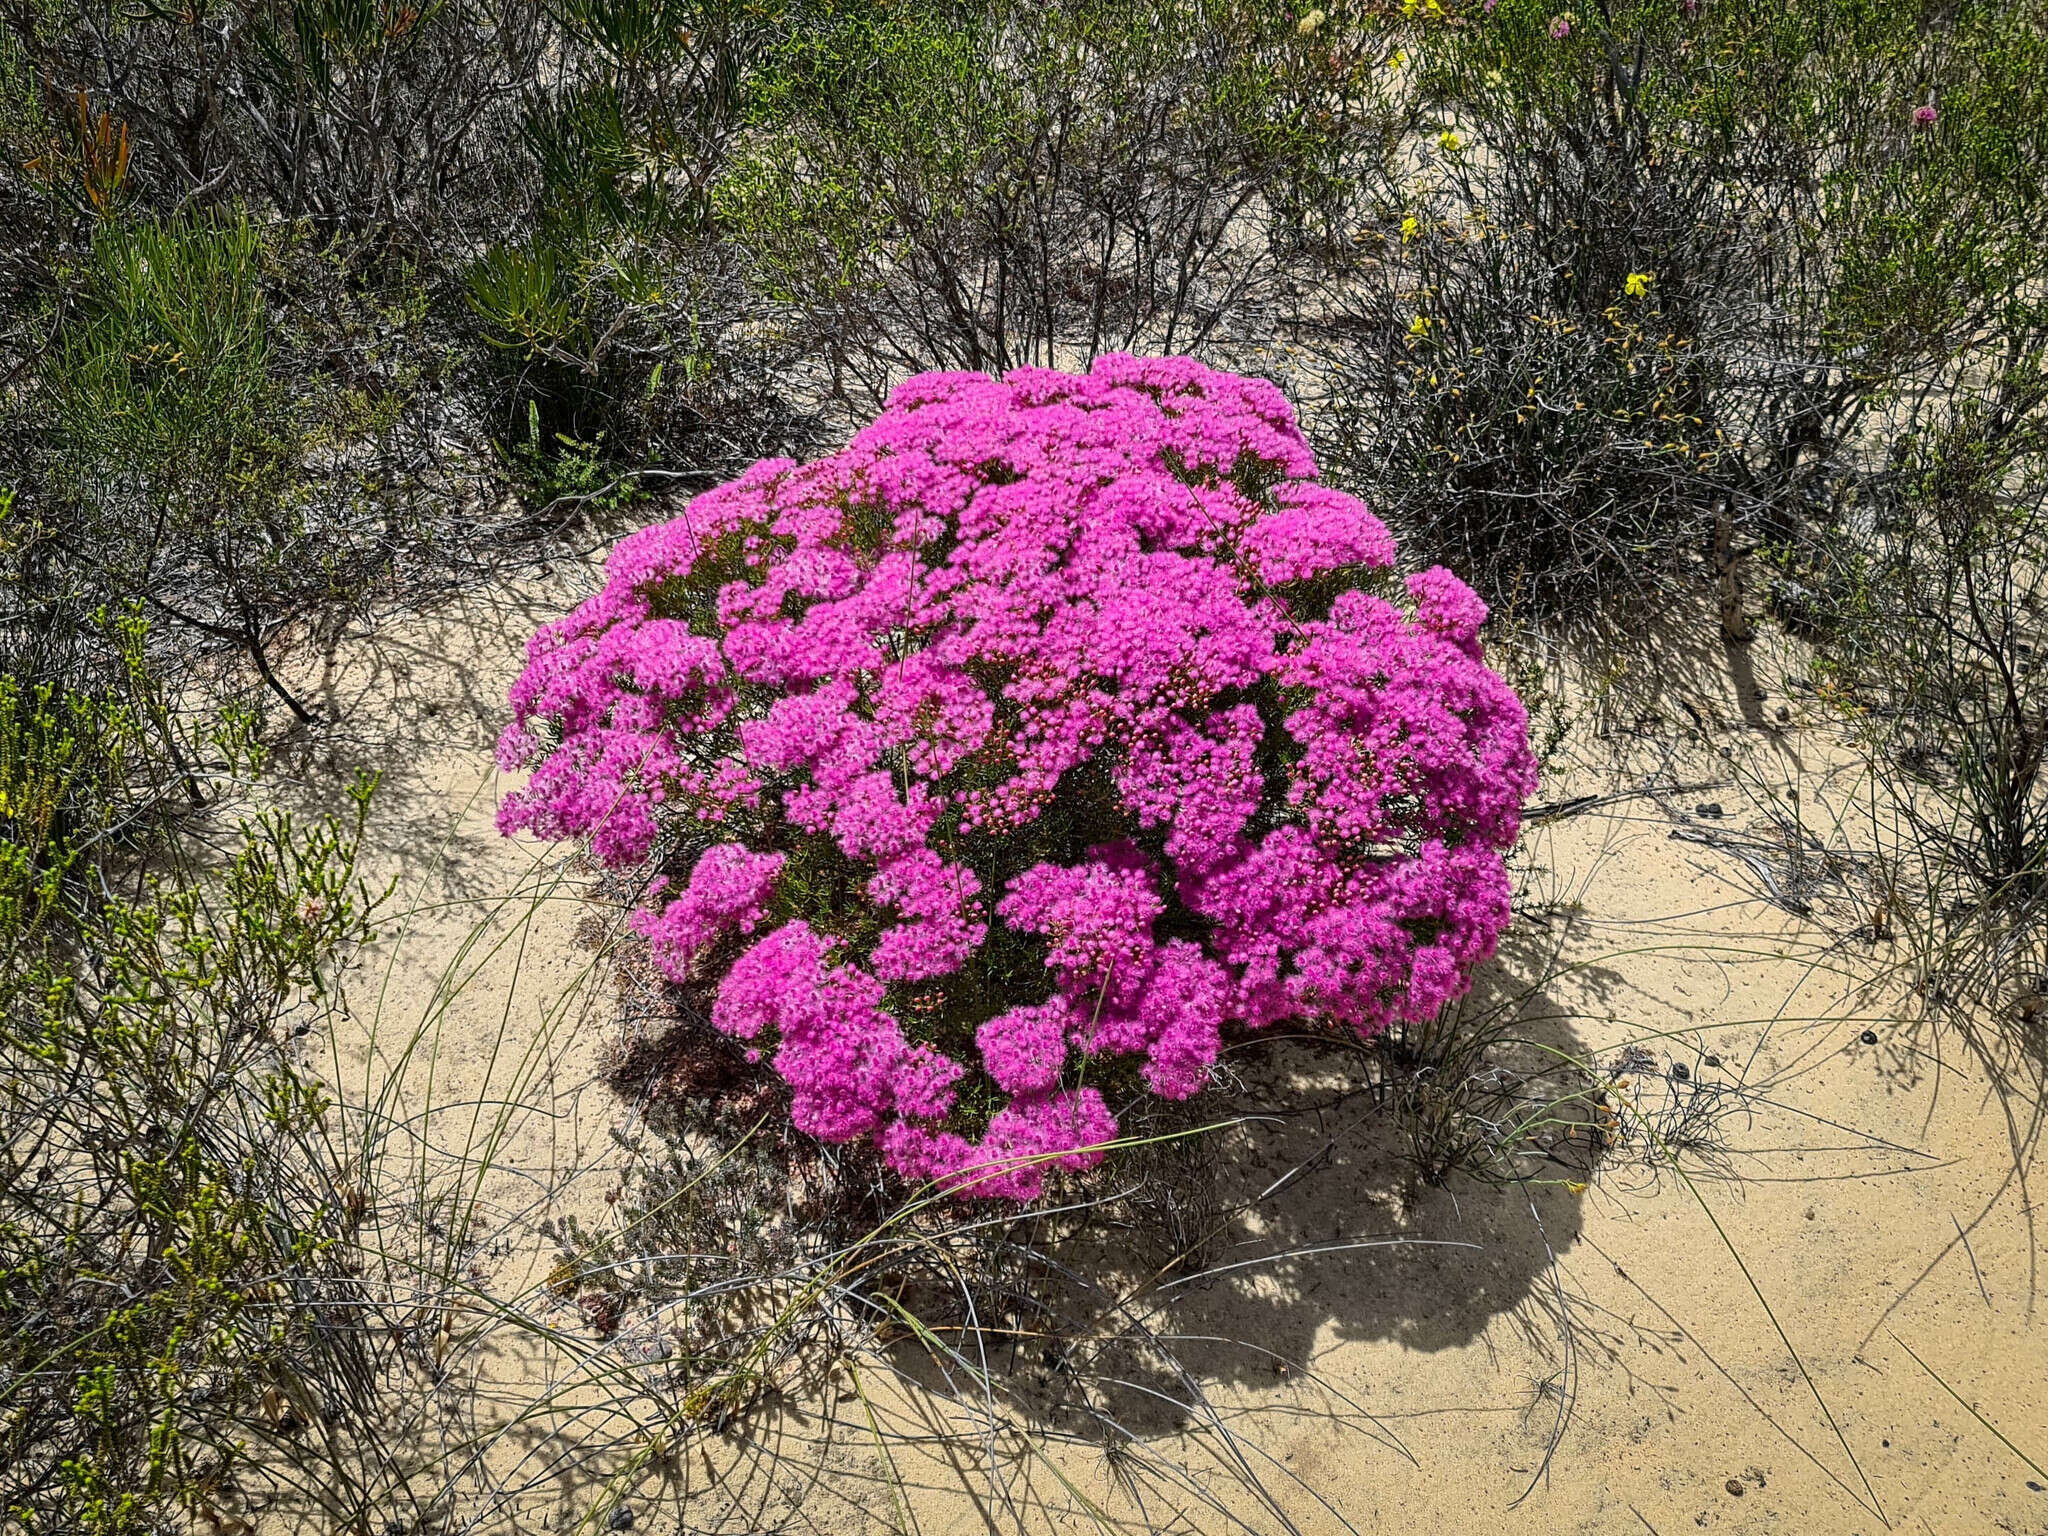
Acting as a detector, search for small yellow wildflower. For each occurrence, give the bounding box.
[1439,129,1461,152]
[1624,271,1654,298]
[1297,7,1324,32]
[1400,215,1421,242]
[1409,314,1432,337]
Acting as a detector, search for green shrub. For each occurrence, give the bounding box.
[458,0,807,501]
[717,0,1390,404]
[0,0,806,574]
[34,211,328,718]
[0,611,381,1535]
[12,211,474,724]
[1799,369,2048,1025]
[1312,0,2048,625]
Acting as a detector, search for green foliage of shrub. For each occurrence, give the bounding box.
[0,0,810,572]
[0,609,380,1536]
[30,211,386,720]
[467,241,583,358]
[453,0,804,499]
[50,210,286,529]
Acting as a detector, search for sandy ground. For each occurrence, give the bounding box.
[260,538,2047,1536]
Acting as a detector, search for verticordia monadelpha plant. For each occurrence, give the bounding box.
[499,355,1537,1199]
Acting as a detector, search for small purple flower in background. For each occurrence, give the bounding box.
[1483,0,1498,12]
[1913,104,1938,128]
[1549,13,1573,38]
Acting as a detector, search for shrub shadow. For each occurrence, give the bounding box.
[592,913,1621,1471]
[896,931,1616,1449]
[260,568,603,905]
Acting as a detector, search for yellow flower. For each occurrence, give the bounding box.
[1387,47,1407,71]
[1409,314,1432,337]
[1624,271,1655,298]
[1400,215,1421,242]
[1439,129,1461,152]
[1297,6,1324,32]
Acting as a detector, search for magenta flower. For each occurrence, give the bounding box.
[976,999,1071,1095]
[500,355,1537,1199]
[629,842,784,979]
[1913,104,1937,128]
[1549,13,1572,37]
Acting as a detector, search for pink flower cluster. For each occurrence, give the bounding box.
[499,354,1536,1200]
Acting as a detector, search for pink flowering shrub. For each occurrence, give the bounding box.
[499,354,1536,1199]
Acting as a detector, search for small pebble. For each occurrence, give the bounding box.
[1725,1479,1746,1497]
[1671,1063,1690,1081]
[1776,705,1791,722]
[2027,1479,2045,1492]
[608,1507,635,1531]
[1804,1207,1816,1220]
[1695,802,1724,818]
[1860,1029,1880,1046]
